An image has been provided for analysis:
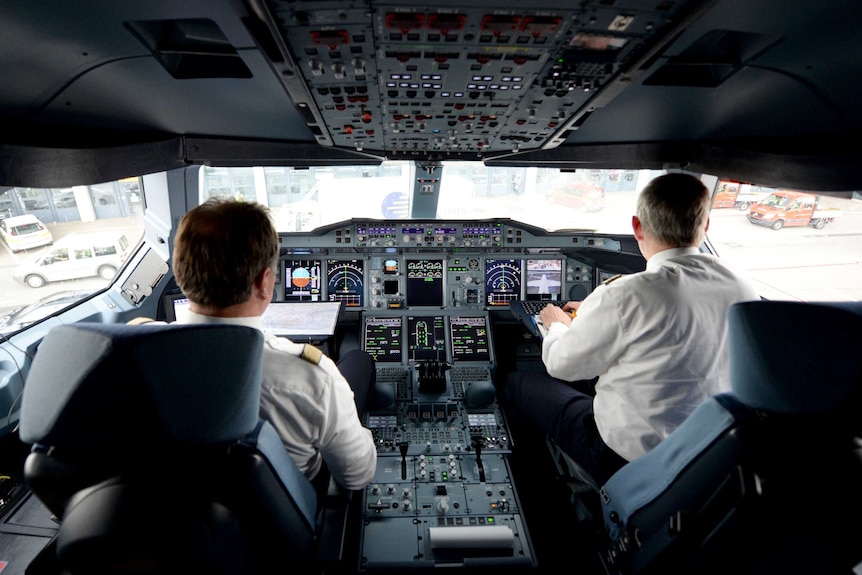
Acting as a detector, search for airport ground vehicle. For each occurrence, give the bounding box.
[545,182,606,212]
[747,190,844,230]
[12,231,132,288]
[0,1,861,575]
[710,180,769,211]
[0,214,53,252]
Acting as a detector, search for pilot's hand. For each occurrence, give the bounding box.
[562,301,582,315]
[540,303,573,328]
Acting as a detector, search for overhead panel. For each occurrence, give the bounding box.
[258,0,706,160]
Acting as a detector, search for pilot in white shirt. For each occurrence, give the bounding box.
[541,248,760,462]
[505,173,760,485]
[179,310,377,490]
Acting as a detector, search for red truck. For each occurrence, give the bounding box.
[747,190,843,230]
[711,180,769,211]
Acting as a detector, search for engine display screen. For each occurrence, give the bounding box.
[405,259,444,307]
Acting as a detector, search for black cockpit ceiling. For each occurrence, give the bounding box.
[0,0,860,190]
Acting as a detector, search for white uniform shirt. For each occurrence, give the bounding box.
[179,311,377,490]
[541,248,760,462]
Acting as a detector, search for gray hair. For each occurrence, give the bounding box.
[636,173,710,246]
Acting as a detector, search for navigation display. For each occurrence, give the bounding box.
[284,259,322,301]
[525,259,562,301]
[485,258,522,306]
[406,315,446,362]
[327,258,364,307]
[449,316,491,362]
[363,316,403,363]
[405,259,444,307]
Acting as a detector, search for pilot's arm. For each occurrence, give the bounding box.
[261,341,377,491]
[314,357,378,490]
[540,287,625,382]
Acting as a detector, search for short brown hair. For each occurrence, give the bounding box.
[636,173,710,246]
[173,198,279,308]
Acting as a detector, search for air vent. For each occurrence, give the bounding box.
[126,18,252,79]
[644,29,780,88]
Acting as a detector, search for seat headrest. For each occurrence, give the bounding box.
[728,300,862,414]
[19,323,264,452]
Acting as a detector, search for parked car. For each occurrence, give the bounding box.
[545,182,605,212]
[0,290,90,335]
[0,214,53,252]
[12,231,131,288]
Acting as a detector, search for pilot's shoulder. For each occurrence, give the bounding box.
[602,274,623,286]
[299,344,323,366]
[267,336,324,367]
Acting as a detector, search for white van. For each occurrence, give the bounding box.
[13,231,131,288]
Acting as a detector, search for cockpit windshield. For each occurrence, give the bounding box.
[1,164,860,338]
[196,163,861,302]
[198,162,643,234]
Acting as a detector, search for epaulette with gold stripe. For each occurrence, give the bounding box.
[300,344,323,365]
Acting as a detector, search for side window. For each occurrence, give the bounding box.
[1,178,145,337]
[94,245,117,256]
[42,248,69,264]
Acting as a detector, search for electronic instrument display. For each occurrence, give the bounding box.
[406,315,446,362]
[449,316,491,363]
[525,258,562,301]
[284,259,322,301]
[405,258,444,307]
[363,316,403,363]
[164,294,191,322]
[485,258,522,306]
[327,258,364,307]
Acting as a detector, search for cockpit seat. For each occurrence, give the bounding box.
[598,300,862,575]
[18,322,344,575]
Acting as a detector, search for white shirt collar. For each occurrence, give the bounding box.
[182,309,264,332]
[646,247,701,270]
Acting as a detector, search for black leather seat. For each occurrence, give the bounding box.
[19,322,347,575]
[598,300,862,574]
